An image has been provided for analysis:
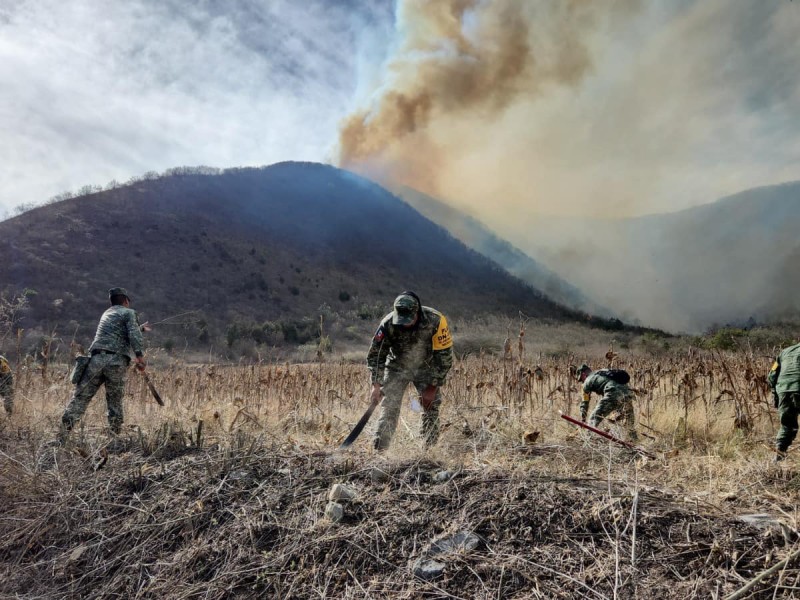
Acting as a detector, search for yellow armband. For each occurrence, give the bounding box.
[432,315,453,350]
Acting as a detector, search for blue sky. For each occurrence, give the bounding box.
[1,0,798,224]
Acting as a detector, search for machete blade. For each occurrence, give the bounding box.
[340,395,381,449]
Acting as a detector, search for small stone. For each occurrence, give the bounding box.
[739,514,778,528]
[413,558,446,580]
[328,483,357,502]
[325,501,344,522]
[67,545,87,563]
[522,430,540,445]
[370,468,390,483]
[433,470,453,483]
[429,531,482,556]
[228,470,249,481]
[739,514,796,544]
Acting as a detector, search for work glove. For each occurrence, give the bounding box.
[134,356,147,372]
[421,385,437,410]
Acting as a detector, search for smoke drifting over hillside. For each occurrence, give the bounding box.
[338,1,800,221]
[338,1,800,331]
[338,0,628,195]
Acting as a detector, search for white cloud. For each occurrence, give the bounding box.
[0,0,392,212]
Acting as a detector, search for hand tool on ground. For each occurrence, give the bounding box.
[560,412,655,459]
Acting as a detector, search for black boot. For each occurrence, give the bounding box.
[775,447,788,462]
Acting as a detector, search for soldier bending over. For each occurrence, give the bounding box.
[367,291,453,451]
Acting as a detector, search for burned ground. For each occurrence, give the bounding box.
[2,427,797,600]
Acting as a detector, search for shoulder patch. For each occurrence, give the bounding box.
[432,315,453,350]
[373,326,386,343]
[770,361,779,372]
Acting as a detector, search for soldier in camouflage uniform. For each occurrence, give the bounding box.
[768,342,800,461]
[577,364,637,441]
[61,287,146,436]
[0,354,13,415]
[367,292,453,450]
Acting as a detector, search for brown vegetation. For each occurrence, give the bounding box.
[0,162,592,356]
[2,326,800,598]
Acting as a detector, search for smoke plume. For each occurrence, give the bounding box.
[338,0,617,195]
[337,1,800,332]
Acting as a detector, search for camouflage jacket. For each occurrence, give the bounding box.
[0,355,12,392]
[367,307,453,385]
[768,343,800,395]
[88,306,145,360]
[583,371,631,400]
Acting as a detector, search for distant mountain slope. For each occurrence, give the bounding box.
[516,181,800,332]
[0,162,581,348]
[392,185,609,317]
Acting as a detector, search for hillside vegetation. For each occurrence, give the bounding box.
[0,162,596,357]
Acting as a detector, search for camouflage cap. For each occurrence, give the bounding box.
[392,293,420,326]
[108,287,130,300]
[576,363,591,381]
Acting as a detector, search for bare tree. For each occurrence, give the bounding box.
[0,289,34,346]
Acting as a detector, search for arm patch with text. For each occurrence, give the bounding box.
[373,326,386,343]
[432,316,453,350]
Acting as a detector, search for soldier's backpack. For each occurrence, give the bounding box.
[595,368,630,385]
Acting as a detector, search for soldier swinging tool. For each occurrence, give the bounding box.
[346,291,453,451]
[60,287,151,438]
[340,390,382,449]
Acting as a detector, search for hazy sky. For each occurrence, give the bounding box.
[1,0,798,222]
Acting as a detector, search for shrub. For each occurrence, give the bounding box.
[703,328,746,351]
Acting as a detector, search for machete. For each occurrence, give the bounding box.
[140,370,164,406]
[340,392,381,449]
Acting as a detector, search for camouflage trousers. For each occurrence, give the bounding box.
[776,392,800,452]
[62,352,129,434]
[589,392,636,441]
[374,373,442,451]
[0,377,12,415]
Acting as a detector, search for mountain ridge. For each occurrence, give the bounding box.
[514,180,800,331]
[0,162,611,354]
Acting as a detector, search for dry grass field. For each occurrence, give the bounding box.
[2,321,800,598]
